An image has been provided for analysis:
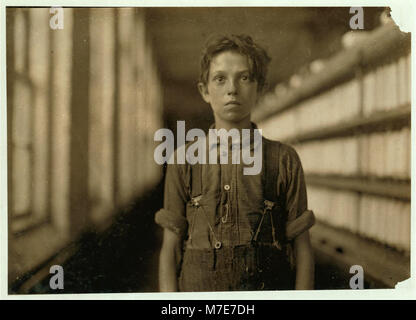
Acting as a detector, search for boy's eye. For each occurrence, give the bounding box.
[240,75,249,81]
[214,76,225,83]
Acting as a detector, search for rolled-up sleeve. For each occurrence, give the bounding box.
[279,144,308,222]
[154,160,189,240]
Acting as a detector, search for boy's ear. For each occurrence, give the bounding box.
[197,82,210,104]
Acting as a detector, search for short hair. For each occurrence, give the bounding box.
[199,34,271,92]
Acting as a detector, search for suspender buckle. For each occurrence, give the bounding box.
[264,199,275,212]
[191,195,203,208]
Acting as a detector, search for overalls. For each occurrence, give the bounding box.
[178,139,295,291]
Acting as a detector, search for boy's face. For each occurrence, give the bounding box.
[198,51,259,123]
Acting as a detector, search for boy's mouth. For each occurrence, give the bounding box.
[225,100,241,106]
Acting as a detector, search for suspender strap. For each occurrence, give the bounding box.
[262,138,280,202]
[190,162,222,249]
[191,162,202,198]
[261,138,287,247]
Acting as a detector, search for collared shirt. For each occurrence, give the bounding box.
[155,124,308,249]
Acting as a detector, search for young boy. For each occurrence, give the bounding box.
[156,34,314,291]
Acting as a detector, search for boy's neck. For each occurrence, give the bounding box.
[214,115,252,132]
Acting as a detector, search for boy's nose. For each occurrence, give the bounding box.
[227,79,238,95]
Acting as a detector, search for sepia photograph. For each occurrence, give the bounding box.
[3,5,412,295]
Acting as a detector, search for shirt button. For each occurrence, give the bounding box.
[224,184,230,191]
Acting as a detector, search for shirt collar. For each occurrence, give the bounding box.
[207,122,261,152]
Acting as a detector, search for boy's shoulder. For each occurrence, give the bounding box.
[263,137,302,165]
